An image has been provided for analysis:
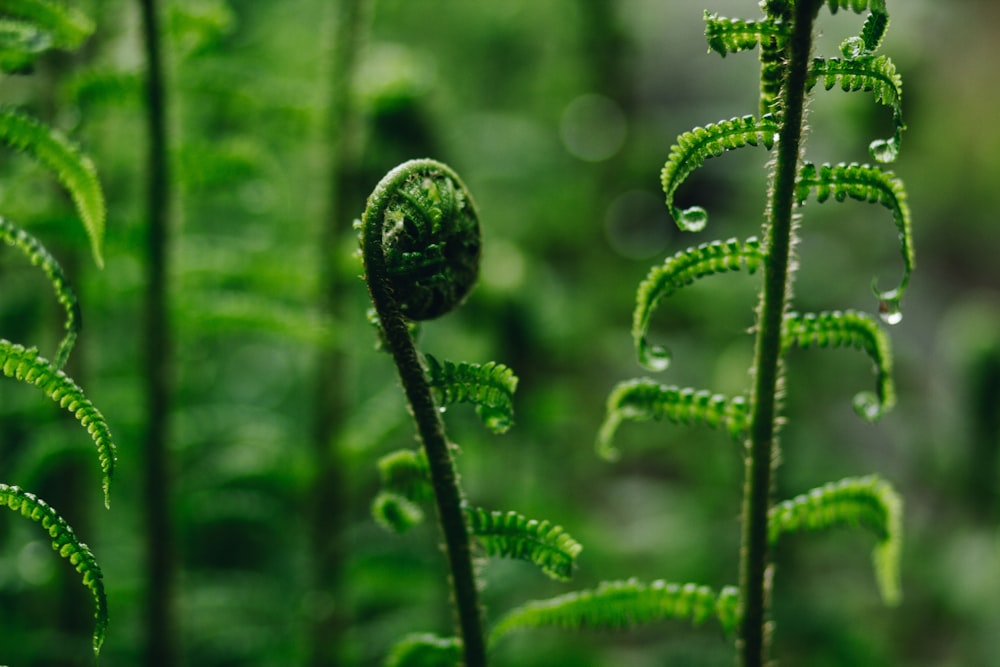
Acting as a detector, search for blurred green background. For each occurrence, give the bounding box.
[0,0,998,665]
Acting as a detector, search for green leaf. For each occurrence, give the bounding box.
[467,507,582,581]
[372,491,425,534]
[598,378,748,461]
[377,448,432,503]
[0,106,106,267]
[0,484,107,656]
[823,0,889,53]
[795,162,913,306]
[490,578,738,647]
[633,237,763,371]
[0,340,116,505]
[782,310,894,421]
[769,475,903,605]
[385,633,461,667]
[424,354,518,434]
[808,55,903,162]
[661,115,779,231]
[704,12,786,57]
[0,0,93,50]
[0,216,80,368]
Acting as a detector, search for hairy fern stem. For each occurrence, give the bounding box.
[740,2,818,664]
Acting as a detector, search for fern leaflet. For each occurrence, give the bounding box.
[0,105,105,267]
[0,216,80,368]
[661,115,779,231]
[795,161,913,306]
[377,448,432,503]
[0,340,116,505]
[822,0,889,53]
[467,507,582,581]
[0,484,107,655]
[782,310,894,421]
[633,237,762,371]
[490,578,739,647]
[0,0,93,51]
[598,378,748,461]
[423,354,518,434]
[372,491,425,534]
[385,633,461,667]
[769,475,902,605]
[704,12,785,57]
[808,55,903,162]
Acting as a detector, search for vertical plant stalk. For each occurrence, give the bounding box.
[309,0,372,663]
[739,2,817,666]
[361,163,487,667]
[138,0,177,664]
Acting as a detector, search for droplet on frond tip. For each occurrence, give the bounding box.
[840,36,866,59]
[677,206,708,232]
[852,391,883,423]
[869,138,898,164]
[638,339,671,372]
[877,294,903,326]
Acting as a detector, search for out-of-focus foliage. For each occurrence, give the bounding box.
[0,1,997,666]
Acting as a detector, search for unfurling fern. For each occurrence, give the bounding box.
[0,2,115,657]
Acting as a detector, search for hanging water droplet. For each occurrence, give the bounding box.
[878,297,903,325]
[840,36,865,59]
[678,206,708,232]
[869,139,898,163]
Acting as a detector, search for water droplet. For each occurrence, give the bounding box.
[878,297,903,325]
[869,139,898,163]
[678,206,708,232]
[852,392,882,423]
[639,340,671,372]
[840,36,865,59]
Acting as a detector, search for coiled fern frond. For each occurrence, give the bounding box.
[661,115,779,231]
[769,475,902,605]
[781,310,894,421]
[634,237,763,371]
[0,340,116,505]
[795,161,913,307]
[385,633,461,667]
[490,579,740,647]
[0,0,94,56]
[423,354,518,434]
[0,484,107,656]
[0,216,80,368]
[0,105,105,267]
[598,378,748,461]
[467,508,582,581]
[704,12,785,57]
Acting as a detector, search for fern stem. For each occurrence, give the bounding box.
[362,197,487,667]
[138,0,177,664]
[740,2,818,666]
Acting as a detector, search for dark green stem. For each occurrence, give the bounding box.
[739,2,817,666]
[361,168,486,667]
[138,0,177,664]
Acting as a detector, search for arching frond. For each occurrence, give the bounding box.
[423,354,518,434]
[661,115,779,231]
[0,216,80,368]
[598,378,748,461]
[782,310,894,421]
[795,162,913,306]
[377,448,432,503]
[467,507,582,581]
[704,12,786,57]
[823,0,889,53]
[372,491,425,534]
[0,106,105,267]
[808,55,903,162]
[0,484,107,656]
[769,475,902,605]
[385,633,461,667]
[633,237,762,371]
[489,579,738,647]
[0,340,116,505]
[0,0,93,50]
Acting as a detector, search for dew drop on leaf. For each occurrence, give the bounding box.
[678,206,708,232]
[869,138,898,163]
[878,297,902,325]
[840,36,865,59]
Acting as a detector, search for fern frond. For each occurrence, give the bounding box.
[0,340,115,505]
[377,448,432,503]
[704,12,786,57]
[0,216,80,368]
[490,578,738,647]
[0,19,46,72]
[385,633,461,667]
[808,55,903,162]
[633,237,763,371]
[823,0,889,53]
[0,484,107,655]
[0,106,105,267]
[782,310,894,421]
[467,507,582,581]
[661,115,779,231]
[795,161,913,305]
[769,475,902,605]
[372,491,425,534]
[0,0,93,51]
[598,378,748,461]
[423,354,518,434]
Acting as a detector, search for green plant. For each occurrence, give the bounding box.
[358,159,582,667]
[490,1,910,666]
[0,0,116,658]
